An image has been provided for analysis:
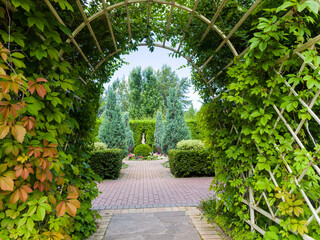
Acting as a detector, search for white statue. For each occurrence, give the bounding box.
[142,133,145,144]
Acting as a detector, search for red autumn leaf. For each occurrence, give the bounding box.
[36,84,47,98]
[28,146,42,158]
[14,163,33,180]
[28,80,36,94]
[46,169,53,182]
[36,78,48,82]
[28,79,47,98]
[22,116,36,131]
[19,185,32,202]
[56,202,66,217]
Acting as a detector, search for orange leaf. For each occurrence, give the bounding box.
[67,192,78,199]
[36,84,47,98]
[28,81,36,94]
[36,78,47,82]
[10,189,20,204]
[1,52,7,62]
[19,187,28,202]
[0,175,14,191]
[0,81,10,93]
[67,199,80,208]
[56,202,66,217]
[0,124,9,139]
[46,169,53,182]
[66,201,78,217]
[11,125,26,143]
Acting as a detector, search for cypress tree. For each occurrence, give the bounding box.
[162,88,191,154]
[98,90,128,154]
[123,112,134,153]
[154,111,164,153]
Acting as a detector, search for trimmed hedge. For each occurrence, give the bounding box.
[177,140,205,151]
[130,120,156,148]
[129,119,203,149]
[89,149,123,179]
[168,149,214,177]
[134,144,152,157]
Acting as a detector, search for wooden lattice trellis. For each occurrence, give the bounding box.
[41,0,320,238]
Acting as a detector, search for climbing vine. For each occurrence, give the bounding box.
[0,0,122,239]
[198,0,320,239]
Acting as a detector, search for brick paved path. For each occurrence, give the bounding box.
[92,159,214,210]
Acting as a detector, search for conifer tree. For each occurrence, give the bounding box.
[123,112,134,153]
[98,90,128,154]
[154,111,164,153]
[162,88,191,153]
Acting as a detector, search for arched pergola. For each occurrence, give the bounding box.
[1,0,319,239]
[40,1,320,239]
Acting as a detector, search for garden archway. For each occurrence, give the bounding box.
[1,0,320,239]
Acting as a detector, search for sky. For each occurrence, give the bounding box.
[106,46,203,111]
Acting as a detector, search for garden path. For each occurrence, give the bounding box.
[88,159,226,240]
[92,159,214,210]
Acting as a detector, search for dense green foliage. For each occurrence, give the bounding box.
[123,112,134,153]
[99,90,128,155]
[154,112,165,153]
[162,89,191,153]
[177,140,205,151]
[197,1,320,238]
[0,0,125,238]
[168,149,213,177]
[89,149,123,180]
[134,144,152,157]
[201,199,254,240]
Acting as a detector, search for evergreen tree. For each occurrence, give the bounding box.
[123,112,134,153]
[185,104,197,119]
[154,111,164,153]
[162,88,191,154]
[98,90,128,154]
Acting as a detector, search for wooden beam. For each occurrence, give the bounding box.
[215,0,263,53]
[43,0,94,70]
[177,0,200,52]
[76,0,103,54]
[200,0,228,42]
[102,0,118,51]
[163,0,175,47]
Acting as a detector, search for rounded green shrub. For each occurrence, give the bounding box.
[177,140,205,151]
[93,142,107,151]
[134,144,152,157]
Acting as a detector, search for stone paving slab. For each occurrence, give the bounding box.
[92,159,214,210]
[87,207,226,240]
[104,211,201,240]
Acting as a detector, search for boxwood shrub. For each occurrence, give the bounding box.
[177,140,205,151]
[168,149,214,177]
[134,144,152,157]
[89,149,123,179]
